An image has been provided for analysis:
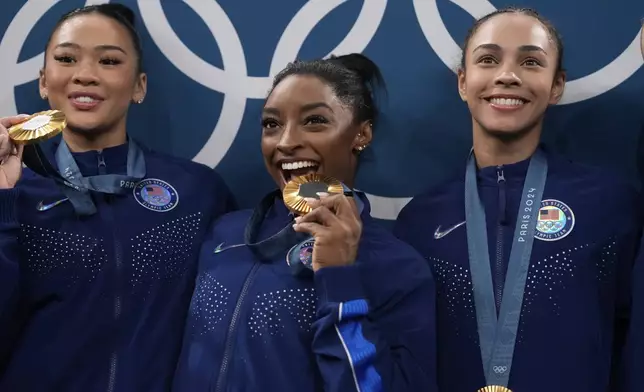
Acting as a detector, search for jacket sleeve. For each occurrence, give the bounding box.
[311,237,437,392]
[0,189,24,364]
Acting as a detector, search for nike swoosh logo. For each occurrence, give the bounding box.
[434,221,466,239]
[214,242,225,253]
[213,242,245,254]
[36,198,69,212]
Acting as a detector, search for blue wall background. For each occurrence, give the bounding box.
[1,0,642,223]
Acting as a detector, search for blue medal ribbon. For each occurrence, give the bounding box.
[22,139,146,215]
[244,190,309,261]
[465,149,547,388]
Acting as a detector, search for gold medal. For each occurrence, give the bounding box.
[477,386,512,392]
[7,109,66,145]
[282,173,344,215]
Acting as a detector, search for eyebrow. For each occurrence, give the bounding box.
[473,43,547,55]
[54,42,127,54]
[262,102,333,116]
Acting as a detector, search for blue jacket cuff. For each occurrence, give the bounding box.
[314,263,366,304]
[0,189,19,224]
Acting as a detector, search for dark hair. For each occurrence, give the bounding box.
[460,7,564,74]
[44,3,143,73]
[268,53,386,127]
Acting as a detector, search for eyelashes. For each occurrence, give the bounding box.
[476,55,543,67]
[52,55,123,66]
[303,115,328,125]
[53,55,74,63]
[261,115,329,128]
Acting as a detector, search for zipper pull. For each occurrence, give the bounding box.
[97,153,107,175]
[496,166,505,183]
[497,166,507,224]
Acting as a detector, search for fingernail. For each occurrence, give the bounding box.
[294,216,301,223]
[316,192,329,198]
[304,197,317,205]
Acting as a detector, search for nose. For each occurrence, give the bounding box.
[494,70,522,87]
[275,124,303,155]
[73,61,100,86]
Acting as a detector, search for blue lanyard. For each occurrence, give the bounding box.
[22,140,146,215]
[465,149,547,387]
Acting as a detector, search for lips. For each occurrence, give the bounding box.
[68,92,104,110]
[484,95,529,110]
[488,97,525,106]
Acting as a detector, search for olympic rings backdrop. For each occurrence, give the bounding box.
[1,0,643,225]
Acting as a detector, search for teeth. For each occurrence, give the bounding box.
[490,97,525,106]
[74,96,97,103]
[281,161,317,171]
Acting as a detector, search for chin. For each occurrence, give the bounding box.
[66,118,110,134]
[481,120,534,140]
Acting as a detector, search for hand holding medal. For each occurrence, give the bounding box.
[284,174,362,272]
[0,110,66,189]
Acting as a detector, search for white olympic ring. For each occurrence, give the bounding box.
[413,0,644,105]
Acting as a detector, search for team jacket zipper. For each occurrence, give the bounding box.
[213,263,261,392]
[495,167,506,314]
[97,153,122,392]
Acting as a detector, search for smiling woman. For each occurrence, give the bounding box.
[172,53,438,392]
[0,3,236,391]
[395,7,644,392]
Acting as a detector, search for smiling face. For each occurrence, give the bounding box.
[261,74,371,191]
[40,12,146,136]
[458,12,565,139]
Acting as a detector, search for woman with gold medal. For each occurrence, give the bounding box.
[0,4,234,391]
[171,53,438,392]
[394,7,643,392]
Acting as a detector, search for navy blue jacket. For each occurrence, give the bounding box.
[172,193,438,392]
[394,151,642,392]
[0,141,236,391]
